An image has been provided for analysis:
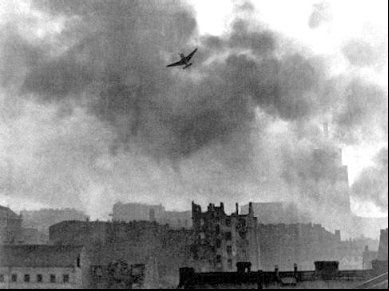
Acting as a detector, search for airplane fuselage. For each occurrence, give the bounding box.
[167,48,197,69]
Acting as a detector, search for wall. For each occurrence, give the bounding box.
[191,202,260,273]
[0,267,82,289]
[258,223,372,271]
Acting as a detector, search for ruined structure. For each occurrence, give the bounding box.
[191,202,260,272]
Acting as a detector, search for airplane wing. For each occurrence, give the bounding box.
[167,59,185,67]
[185,48,198,62]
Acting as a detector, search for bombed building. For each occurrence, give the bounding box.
[191,202,260,272]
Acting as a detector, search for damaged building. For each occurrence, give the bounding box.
[191,202,260,272]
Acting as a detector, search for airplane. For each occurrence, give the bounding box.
[166,48,198,69]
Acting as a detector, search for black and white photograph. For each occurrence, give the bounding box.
[0,0,387,289]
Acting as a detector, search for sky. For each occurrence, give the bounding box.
[191,0,388,183]
[0,0,387,224]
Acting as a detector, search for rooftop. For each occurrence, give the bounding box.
[0,245,83,268]
[0,205,20,219]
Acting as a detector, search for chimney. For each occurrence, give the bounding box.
[236,203,239,215]
[249,202,253,215]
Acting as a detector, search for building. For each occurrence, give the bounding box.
[240,202,311,224]
[0,205,23,244]
[49,220,170,246]
[258,223,377,271]
[112,202,192,229]
[178,261,377,289]
[21,208,88,233]
[112,202,165,223]
[0,245,87,289]
[371,228,388,275]
[49,219,195,288]
[377,228,388,261]
[191,202,260,272]
[160,210,192,229]
[178,263,262,289]
[362,246,378,270]
[19,228,49,245]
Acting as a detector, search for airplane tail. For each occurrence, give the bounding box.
[183,63,192,69]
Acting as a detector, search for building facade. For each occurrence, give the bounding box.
[112,202,192,229]
[191,202,260,272]
[0,205,23,245]
[258,223,377,271]
[0,245,87,289]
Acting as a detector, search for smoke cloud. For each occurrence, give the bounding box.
[0,0,387,223]
[352,147,388,212]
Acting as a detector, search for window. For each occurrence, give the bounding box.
[216,255,222,263]
[0,275,4,283]
[216,239,221,248]
[63,274,69,283]
[37,274,43,283]
[225,232,232,240]
[24,274,30,283]
[50,274,56,283]
[77,256,81,268]
[225,217,231,227]
[215,224,220,234]
[227,245,232,255]
[11,274,17,282]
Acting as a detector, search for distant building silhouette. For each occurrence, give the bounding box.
[0,205,22,244]
[112,202,192,229]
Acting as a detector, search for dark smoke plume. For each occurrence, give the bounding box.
[0,0,387,221]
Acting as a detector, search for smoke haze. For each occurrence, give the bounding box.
[0,0,387,224]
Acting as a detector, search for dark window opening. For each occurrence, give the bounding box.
[225,232,232,240]
[63,274,70,283]
[227,245,232,255]
[24,274,30,283]
[225,218,231,227]
[0,275,4,283]
[216,255,222,263]
[216,239,221,248]
[11,274,17,282]
[37,274,43,283]
[50,274,56,283]
[77,256,81,267]
[215,224,220,234]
